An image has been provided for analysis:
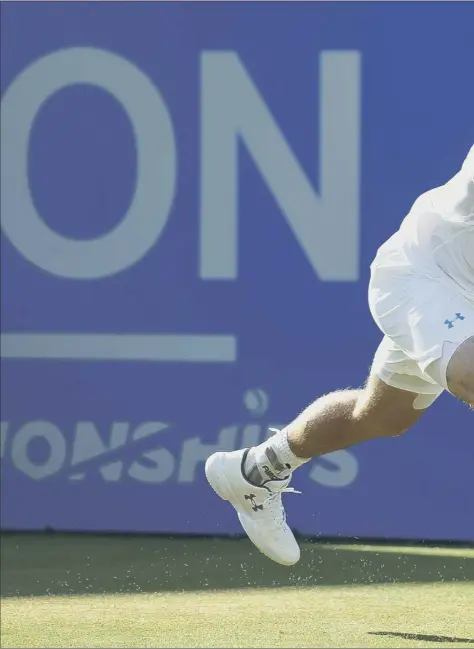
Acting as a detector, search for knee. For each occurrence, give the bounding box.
[447,372,474,407]
[352,404,410,439]
[355,415,409,438]
[446,338,474,407]
[350,373,426,439]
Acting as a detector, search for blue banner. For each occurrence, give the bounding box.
[1,1,473,540]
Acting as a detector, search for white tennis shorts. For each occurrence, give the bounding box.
[369,245,474,409]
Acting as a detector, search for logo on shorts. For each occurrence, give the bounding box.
[444,313,465,329]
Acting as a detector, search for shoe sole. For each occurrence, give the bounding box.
[205,452,298,566]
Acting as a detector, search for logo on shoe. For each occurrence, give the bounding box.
[244,494,264,512]
[444,313,465,329]
[262,465,278,481]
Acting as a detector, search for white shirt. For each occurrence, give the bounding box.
[376,146,474,304]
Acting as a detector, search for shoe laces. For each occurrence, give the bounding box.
[252,427,301,528]
[260,486,301,529]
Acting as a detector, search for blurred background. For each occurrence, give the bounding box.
[1,1,473,544]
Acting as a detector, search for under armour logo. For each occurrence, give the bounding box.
[244,494,263,512]
[444,313,465,329]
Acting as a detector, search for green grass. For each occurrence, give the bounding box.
[1,534,473,648]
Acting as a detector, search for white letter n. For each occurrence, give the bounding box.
[200,51,361,281]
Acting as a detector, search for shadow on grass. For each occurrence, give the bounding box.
[369,632,474,644]
[1,533,473,598]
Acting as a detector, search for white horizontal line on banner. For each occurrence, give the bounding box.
[0,333,237,363]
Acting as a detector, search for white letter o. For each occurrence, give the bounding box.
[0,47,176,279]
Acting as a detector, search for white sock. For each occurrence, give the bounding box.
[244,429,310,486]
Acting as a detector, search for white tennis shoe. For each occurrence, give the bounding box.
[205,448,301,565]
